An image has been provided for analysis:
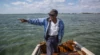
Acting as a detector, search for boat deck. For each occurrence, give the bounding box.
[39,40,86,55]
[41,52,80,55]
[32,40,95,55]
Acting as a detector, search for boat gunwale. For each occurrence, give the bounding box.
[32,41,95,55]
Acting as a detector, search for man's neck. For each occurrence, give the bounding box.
[51,18,57,24]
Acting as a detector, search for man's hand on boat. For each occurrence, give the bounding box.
[19,19,28,23]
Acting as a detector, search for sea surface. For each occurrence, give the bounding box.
[0,14,100,55]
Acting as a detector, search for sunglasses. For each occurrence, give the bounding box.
[48,13,55,16]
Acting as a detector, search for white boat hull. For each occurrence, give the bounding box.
[32,41,95,55]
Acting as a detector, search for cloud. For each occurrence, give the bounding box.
[4,4,10,7]
[68,3,74,5]
[26,0,33,2]
[5,0,52,13]
[53,0,65,2]
[80,0,100,12]
[11,1,28,6]
[1,0,100,14]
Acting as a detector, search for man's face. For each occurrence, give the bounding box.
[48,13,57,20]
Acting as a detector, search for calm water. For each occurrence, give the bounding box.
[0,14,100,55]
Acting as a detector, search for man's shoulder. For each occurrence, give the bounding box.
[57,18,63,22]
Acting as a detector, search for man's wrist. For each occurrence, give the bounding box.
[24,19,28,22]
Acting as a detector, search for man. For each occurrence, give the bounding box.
[20,9,64,55]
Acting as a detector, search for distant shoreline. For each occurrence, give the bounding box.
[0,13,100,15]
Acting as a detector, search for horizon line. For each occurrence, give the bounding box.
[0,12,100,14]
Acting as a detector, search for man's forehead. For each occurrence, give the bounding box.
[49,11,55,14]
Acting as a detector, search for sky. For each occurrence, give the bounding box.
[0,0,100,14]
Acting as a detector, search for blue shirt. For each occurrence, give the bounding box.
[27,18,64,42]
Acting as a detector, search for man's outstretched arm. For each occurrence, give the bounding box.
[19,18,45,26]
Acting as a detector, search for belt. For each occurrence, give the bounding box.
[45,35,58,41]
[47,35,58,37]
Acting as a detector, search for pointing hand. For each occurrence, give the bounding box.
[19,19,28,23]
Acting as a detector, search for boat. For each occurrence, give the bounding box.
[31,40,95,55]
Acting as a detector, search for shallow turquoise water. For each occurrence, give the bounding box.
[0,14,100,55]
